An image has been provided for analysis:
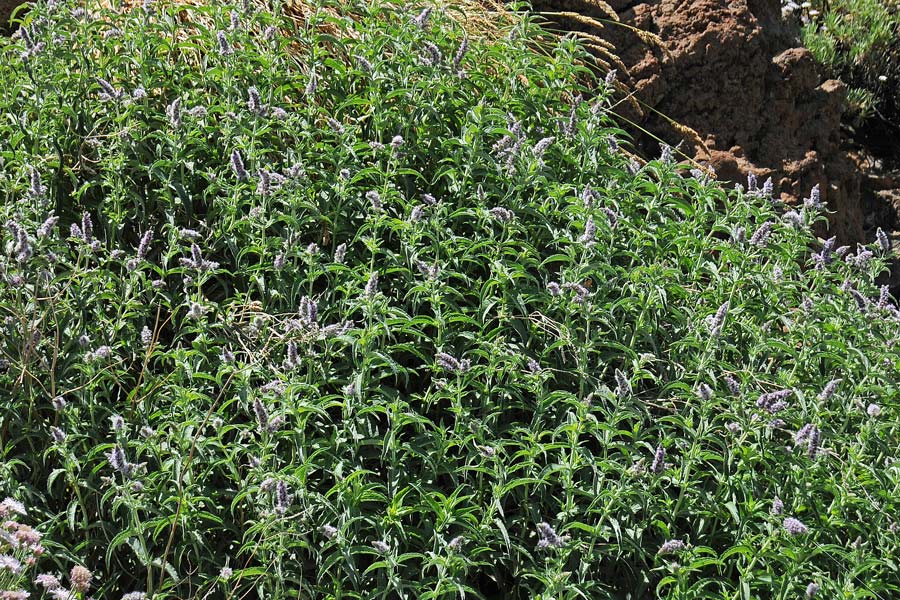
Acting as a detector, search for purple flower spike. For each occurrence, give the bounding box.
[657,539,685,555]
[650,443,666,474]
[536,522,569,549]
[783,516,808,535]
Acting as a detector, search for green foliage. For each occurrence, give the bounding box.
[798,0,900,128]
[0,0,899,599]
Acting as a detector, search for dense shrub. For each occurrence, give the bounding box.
[790,0,900,131]
[1,0,899,598]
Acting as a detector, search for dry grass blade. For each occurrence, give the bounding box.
[442,0,519,40]
[538,10,608,32]
[553,0,619,21]
[571,29,616,50]
[667,118,713,161]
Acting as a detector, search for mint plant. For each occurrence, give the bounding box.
[0,0,898,598]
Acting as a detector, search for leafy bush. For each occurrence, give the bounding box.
[790,0,900,129]
[1,0,900,598]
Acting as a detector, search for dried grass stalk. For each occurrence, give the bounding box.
[538,10,607,32]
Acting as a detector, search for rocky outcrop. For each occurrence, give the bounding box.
[534,0,866,244]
